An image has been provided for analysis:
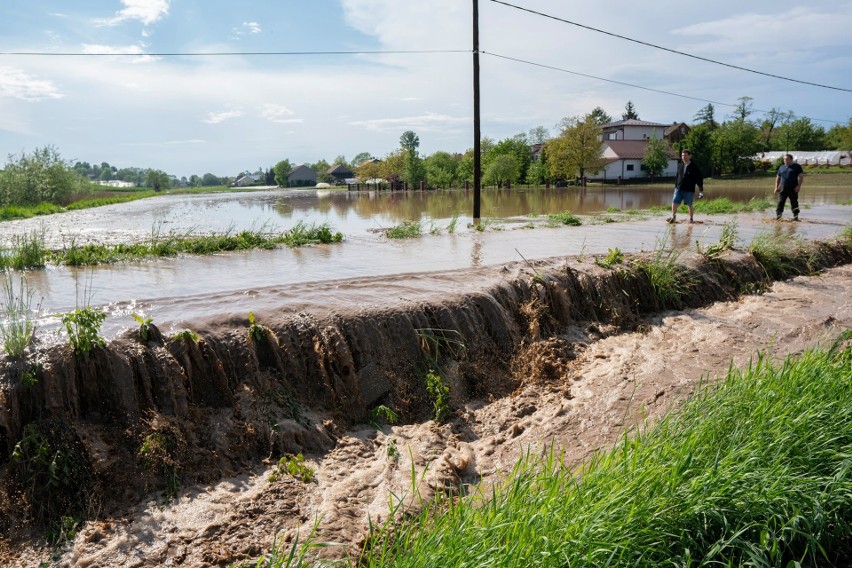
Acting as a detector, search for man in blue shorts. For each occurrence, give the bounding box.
[774,154,804,221]
[668,149,704,224]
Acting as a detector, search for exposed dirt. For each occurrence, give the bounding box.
[1,251,851,567]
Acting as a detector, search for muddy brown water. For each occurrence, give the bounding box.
[0,186,849,341]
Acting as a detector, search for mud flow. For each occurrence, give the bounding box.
[0,236,850,566]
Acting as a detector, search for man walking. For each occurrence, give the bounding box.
[775,154,804,221]
[668,149,703,224]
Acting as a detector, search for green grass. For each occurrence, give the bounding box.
[634,231,693,310]
[64,190,158,210]
[0,271,38,358]
[546,210,582,226]
[361,337,852,567]
[386,220,422,239]
[0,203,65,221]
[748,230,814,279]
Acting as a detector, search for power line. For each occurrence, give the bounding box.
[485,51,844,124]
[488,0,852,94]
[0,49,468,57]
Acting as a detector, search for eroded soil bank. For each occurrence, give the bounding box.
[1,240,851,566]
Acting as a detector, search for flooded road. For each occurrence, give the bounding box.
[0,185,848,339]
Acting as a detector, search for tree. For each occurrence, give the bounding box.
[589,106,613,126]
[424,151,460,188]
[332,155,347,167]
[484,154,520,188]
[711,119,761,174]
[622,101,639,120]
[351,152,374,168]
[774,117,827,151]
[731,96,754,121]
[381,149,406,184]
[145,169,171,191]
[355,159,384,185]
[1,146,84,206]
[677,124,714,177]
[528,126,550,144]
[399,131,420,152]
[758,108,793,150]
[487,134,532,186]
[641,134,671,179]
[273,159,293,187]
[311,159,332,183]
[201,173,221,186]
[693,104,718,129]
[545,114,606,183]
[826,118,852,150]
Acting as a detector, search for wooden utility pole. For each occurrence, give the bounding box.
[472,0,481,223]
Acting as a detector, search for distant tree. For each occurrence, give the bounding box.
[525,156,549,185]
[424,151,460,188]
[528,126,550,145]
[484,154,520,188]
[273,159,293,187]
[545,115,606,183]
[589,106,613,126]
[622,101,639,120]
[487,135,532,186]
[403,151,426,187]
[759,108,793,150]
[356,158,384,185]
[189,174,200,187]
[774,117,827,151]
[311,159,332,183]
[399,131,420,152]
[693,103,718,129]
[381,149,406,184]
[1,145,84,206]
[676,124,714,177]
[201,173,221,186]
[145,169,171,191]
[826,118,852,150]
[712,119,761,174]
[351,152,374,167]
[641,133,671,179]
[731,96,754,122]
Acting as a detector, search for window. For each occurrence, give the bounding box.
[626,164,635,171]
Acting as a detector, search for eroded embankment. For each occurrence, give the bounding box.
[1,239,850,541]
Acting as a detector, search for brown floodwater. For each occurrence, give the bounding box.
[0,185,849,339]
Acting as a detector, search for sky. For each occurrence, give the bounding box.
[1,0,851,178]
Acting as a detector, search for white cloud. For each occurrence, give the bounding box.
[350,112,469,133]
[0,66,64,101]
[99,0,170,26]
[243,22,262,34]
[204,110,244,124]
[260,104,297,123]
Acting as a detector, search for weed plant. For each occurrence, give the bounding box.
[138,431,181,500]
[748,230,812,279]
[424,371,450,423]
[361,338,852,567]
[635,232,691,309]
[0,203,65,221]
[281,221,343,247]
[595,247,624,269]
[0,271,39,359]
[702,220,738,258]
[415,328,467,362]
[268,454,316,483]
[446,213,460,234]
[0,230,49,270]
[247,311,266,341]
[547,211,582,226]
[369,405,399,428]
[61,306,106,355]
[386,220,422,239]
[172,329,199,343]
[132,313,153,341]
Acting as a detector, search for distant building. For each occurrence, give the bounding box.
[235,174,260,187]
[288,164,317,187]
[327,163,353,184]
[96,180,136,188]
[590,119,679,181]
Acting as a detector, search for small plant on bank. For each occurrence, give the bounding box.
[132,313,154,341]
[748,230,813,279]
[61,306,106,356]
[281,221,343,247]
[595,247,624,269]
[547,210,582,226]
[386,437,400,462]
[424,371,450,423]
[172,329,199,343]
[415,328,467,363]
[636,232,691,310]
[446,212,460,234]
[0,271,39,359]
[138,431,180,500]
[386,220,422,239]
[268,453,316,483]
[247,311,266,341]
[0,230,49,270]
[369,405,399,429]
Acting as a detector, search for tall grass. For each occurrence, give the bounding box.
[0,271,39,358]
[386,220,422,239]
[0,231,50,270]
[748,230,814,279]
[635,230,692,309]
[362,337,852,567]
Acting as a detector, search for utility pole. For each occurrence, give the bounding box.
[472,0,481,223]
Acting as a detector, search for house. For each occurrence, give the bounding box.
[327,163,354,184]
[234,174,260,187]
[589,119,680,181]
[664,122,690,145]
[96,180,136,188]
[597,140,679,181]
[288,164,317,187]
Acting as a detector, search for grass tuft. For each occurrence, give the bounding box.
[386,220,422,239]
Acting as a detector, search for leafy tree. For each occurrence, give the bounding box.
[642,134,671,179]
[712,119,761,174]
[1,146,85,206]
[676,124,714,177]
[351,152,374,168]
[484,154,520,188]
[403,151,426,187]
[145,169,171,191]
[273,159,293,187]
[356,159,384,185]
[826,118,852,150]
[487,135,531,186]
[731,96,754,121]
[589,106,613,126]
[528,126,550,144]
[399,131,420,152]
[332,155,347,168]
[693,104,718,129]
[759,108,793,151]
[525,157,549,185]
[424,151,460,188]
[622,101,639,120]
[311,159,332,183]
[545,114,606,183]
[381,149,406,184]
[201,173,221,186]
[774,117,827,151]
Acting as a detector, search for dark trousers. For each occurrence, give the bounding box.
[776,189,799,218]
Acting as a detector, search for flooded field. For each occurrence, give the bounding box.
[0,184,849,339]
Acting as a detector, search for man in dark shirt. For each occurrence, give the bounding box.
[774,154,804,221]
[668,149,704,224]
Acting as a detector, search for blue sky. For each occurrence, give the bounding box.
[1,0,851,178]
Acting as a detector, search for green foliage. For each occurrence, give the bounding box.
[446,212,460,234]
[281,221,344,247]
[415,328,467,363]
[0,203,65,221]
[61,306,107,355]
[369,405,399,429]
[547,211,582,226]
[1,145,87,206]
[0,271,39,358]
[131,313,153,341]
[247,311,266,341]
[386,220,422,239]
[360,341,852,566]
[748,231,814,279]
[636,233,692,310]
[545,114,607,181]
[641,134,670,178]
[702,220,738,258]
[595,247,624,269]
[0,230,49,270]
[424,371,450,423]
[268,454,316,483]
[172,329,199,343]
[386,437,400,462]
